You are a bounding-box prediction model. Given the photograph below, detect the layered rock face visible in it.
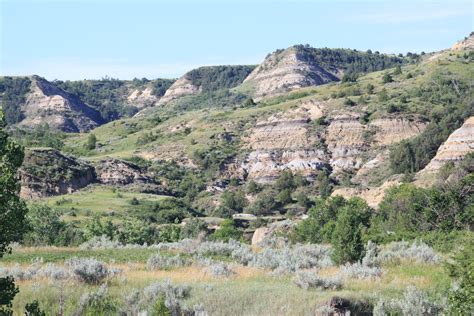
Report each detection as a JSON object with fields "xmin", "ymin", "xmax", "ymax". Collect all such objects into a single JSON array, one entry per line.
[
  {"xmin": 242, "ymin": 100, "xmax": 328, "ymax": 182},
  {"xmin": 419, "ymin": 116, "xmax": 474, "ymax": 174},
  {"xmin": 157, "ymin": 77, "xmax": 200, "ymax": 105},
  {"xmin": 93, "ymin": 158, "xmax": 153, "ymax": 185},
  {"xmin": 20, "ymin": 148, "xmax": 95, "ymax": 199},
  {"xmin": 18, "ymin": 77, "xmax": 103, "ymax": 132},
  {"xmin": 242, "ymin": 48, "xmax": 340, "ymax": 101},
  {"xmin": 241, "ymin": 105, "xmax": 426, "ymax": 183},
  {"xmin": 127, "ymin": 87, "xmax": 158, "ymax": 108},
  {"xmin": 451, "ymin": 33, "xmax": 474, "ymax": 51},
  {"xmin": 325, "ymin": 114, "xmax": 367, "ymax": 171},
  {"xmin": 370, "ymin": 118, "xmax": 426, "ymax": 146}
]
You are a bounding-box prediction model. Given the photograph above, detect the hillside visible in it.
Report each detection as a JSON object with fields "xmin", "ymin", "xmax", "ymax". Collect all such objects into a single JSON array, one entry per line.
[
  {"xmin": 0, "ymin": 76, "xmax": 104, "ymax": 132},
  {"xmin": 0, "ymin": 76, "xmax": 176, "ymax": 131},
  {"xmin": 13, "ymin": 41, "xmax": 470, "ymax": 213},
  {"xmin": 239, "ymin": 45, "xmax": 409, "ymax": 100},
  {"xmin": 2, "ymin": 35, "xmax": 474, "ymax": 315}
]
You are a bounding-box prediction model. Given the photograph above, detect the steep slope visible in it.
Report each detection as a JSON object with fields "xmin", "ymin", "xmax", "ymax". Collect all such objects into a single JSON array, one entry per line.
[
  {"xmin": 55, "ymin": 78, "xmax": 175, "ymax": 120},
  {"xmin": 20, "ymin": 148, "xmax": 95, "ymax": 198},
  {"xmin": 18, "ymin": 76, "xmax": 104, "ymax": 132},
  {"xmin": 18, "ymin": 37, "xmax": 471, "ymax": 209},
  {"xmin": 451, "ymin": 32, "xmax": 474, "ymax": 51},
  {"xmin": 241, "ymin": 48, "xmax": 340, "ymax": 101},
  {"xmin": 417, "ymin": 116, "xmax": 474, "ymax": 178},
  {"xmin": 158, "ymin": 65, "xmax": 255, "ymax": 105},
  {"xmin": 20, "ymin": 148, "xmax": 158, "ymax": 198},
  {"xmin": 240, "ymin": 45, "xmax": 406, "ymax": 101}
]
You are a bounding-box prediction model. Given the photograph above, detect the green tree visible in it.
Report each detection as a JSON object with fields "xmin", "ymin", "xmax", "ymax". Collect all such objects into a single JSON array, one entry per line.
[
  {"xmin": 366, "ymin": 83, "xmax": 375, "ymax": 94},
  {"xmin": 393, "ymin": 65, "xmax": 402, "ymax": 75},
  {"xmin": 211, "ymin": 219, "xmax": 242, "ymax": 242},
  {"xmin": 180, "ymin": 218, "xmax": 208, "ymax": 239},
  {"xmin": 378, "ymin": 88, "xmax": 389, "ymax": 102},
  {"xmin": 220, "ymin": 189, "xmax": 248, "ymax": 215},
  {"xmin": 382, "ymin": 72, "xmax": 393, "ymax": 84},
  {"xmin": 332, "ymin": 198, "xmax": 372, "ymax": 264},
  {"xmin": 246, "ymin": 180, "xmax": 260, "ymax": 194},
  {"xmin": 276, "ymin": 189, "xmax": 293, "ymax": 205},
  {"xmin": 341, "ymin": 73, "xmax": 358, "ymax": 83},
  {"xmin": 247, "ymin": 190, "xmax": 278, "ymax": 215},
  {"xmin": 24, "ymin": 204, "xmax": 65, "ymax": 246},
  {"xmin": 85, "ymin": 133, "xmax": 97, "ymax": 150},
  {"xmin": 275, "ymin": 169, "xmax": 295, "ymax": 191},
  {"xmin": 446, "ymin": 243, "xmax": 474, "ymax": 315},
  {"xmin": 315, "ymin": 171, "xmax": 333, "ymax": 198},
  {"xmin": 0, "ymin": 110, "xmax": 28, "ymax": 313},
  {"xmin": 294, "ymin": 196, "xmax": 346, "ymax": 243}
]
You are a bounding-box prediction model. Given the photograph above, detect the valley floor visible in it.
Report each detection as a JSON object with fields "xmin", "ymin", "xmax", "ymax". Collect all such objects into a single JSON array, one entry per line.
[{"xmin": 3, "ymin": 244, "xmax": 450, "ymax": 315}]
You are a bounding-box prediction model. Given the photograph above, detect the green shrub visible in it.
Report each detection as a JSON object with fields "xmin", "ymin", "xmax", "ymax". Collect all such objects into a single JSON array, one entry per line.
[
  {"xmin": 0, "ymin": 76, "xmax": 31, "ymax": 124},
  {"xmin": 180, "ymin": 218, "xmax": 208, "ymax": 239},
  {"xmin": 331, "ymin": 198, "xmax": 372, "ymax": 264},
  {"xmin": 85, "ymin": 133, "xmax": 97, "ymax": 150},
  {"xmin": 447, "ymin": 243, "xmax": 474, "ymax": 315},
  {"xmin": 211, "ymin": 219, "xmax": 242, "ymax": 242},
  {"xmin": 294, "ymin": 196, "xmax": 346, "ymax": 243},
  {"xmin": 246, "ymin": 190, "xmax": 279, "ymax": 215},
  {"xmin": 382, "ymin": 72, "xmax": 393, "ymax": 83},
  {"xmin": 24, "ymin": 204, "xmax": 66, "ymax": 246}
]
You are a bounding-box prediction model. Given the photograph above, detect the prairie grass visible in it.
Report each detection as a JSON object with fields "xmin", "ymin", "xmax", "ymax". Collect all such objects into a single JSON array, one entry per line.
[{"xmin": 3, "ymin": 245, "xmax": 451, "ymax": 315}]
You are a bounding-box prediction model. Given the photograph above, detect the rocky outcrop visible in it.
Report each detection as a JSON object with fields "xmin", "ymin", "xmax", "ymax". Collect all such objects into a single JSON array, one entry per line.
[
  {"xmin": 93, "ymin": 158, "xmax": 153, "ymax": 185},
  {"xmin": 325, "ymin": 113, "xmax": 367, "ymax": 171},
  {"xmin": 331, "ymin": 178, "xmax": 401, "ymax": 208},
  {"xmin": 241, "ymin": 100, "xmax": 328, "ymax": 182},
  {"xmin": 251, "ymin": 220, "xmax": 296, "ymax": 246},
  {"xmin": 20, "ymin": 148, "xmax": 95, "ymax": 199},
  {"xmin": 20, "ymin": 151, "xmax": 158, "ymax": 198},
  {"xmin": 240, "ymin": 100, "xmax": 426, "ymax": 182},
  {"xmin": 127, "ymin": 87, "xmax": 158, "ymax": 108},
  {"xmin": 242, "ymin": 47, "xmax": 341, "ymax": 101},
  {"xmin": 370, "ymin": 117, "xmax": 426, "ymax": 146},
  {"xmin": 418, "ymin": 116, "xmax": 474, "ymax": 175},
  {"xmin": 452, "ymin": 33, "xmax": 474, "ymax": 51},
  {"xmin": 157, "ymin": 77, "xmax": 200, "ymax": 105},
  {"xmin": 18, "ymin": 76, "xmax": 104, "ymax": 132}
]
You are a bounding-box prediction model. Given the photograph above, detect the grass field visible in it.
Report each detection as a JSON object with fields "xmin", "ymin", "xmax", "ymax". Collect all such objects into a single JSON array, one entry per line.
[
  {"xmin": 2, "ymin": 243, "xmax": 451, "ymax": 315},
  {"xmin": 37, "ymin": 185, "xmax": 167, "ymax": 222}
]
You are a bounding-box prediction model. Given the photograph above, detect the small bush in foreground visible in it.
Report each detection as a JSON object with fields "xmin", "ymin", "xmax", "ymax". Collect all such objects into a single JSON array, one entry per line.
[
  {"xmin": 379, "ymin": 240, "xmax": 439, "ymax": 264},
  {"xmin": 147, "ymin": 254, "xmax": 189, "ymax": 270},
  {"xmin": 74, "ymin": 285, "xmax": 118, "ymax": 315},
  {"xmin": 66, "ymin": 258, "xmax": 113, "ymax": 284},
  {"xmin": 207, "ymin": 262, "xmax": 235, "ymax": 278},
  {"xmin": 373, "ymin": 286, "xmax": 443, "ymax": 315},
  {"xmin": 294, "ymin": 271, "xmax": 342, "ymax": 290}
]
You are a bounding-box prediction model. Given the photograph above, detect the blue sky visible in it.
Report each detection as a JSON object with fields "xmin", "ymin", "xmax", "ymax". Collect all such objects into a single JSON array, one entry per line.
[{"xmin": 1, "ymin": 0, "xmax": 472, "ymax": 80}]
